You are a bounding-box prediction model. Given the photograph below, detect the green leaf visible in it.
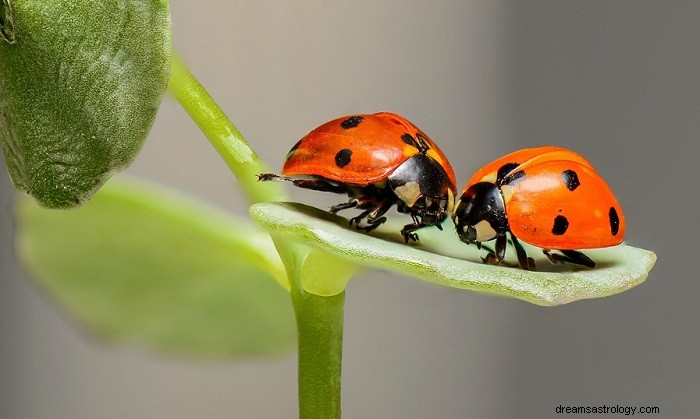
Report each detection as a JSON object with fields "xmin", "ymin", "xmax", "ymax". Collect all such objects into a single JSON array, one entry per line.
[
  {"xmin": 16, "ymin": 178, "xmax": 295, "ymax": 358},
  {"xmin": 250, "ymin": 202, "xmax": 657, "ymax": 306},
  {"xmin": 0, "ymin": 0, "xmax": 172, "ymax": 208}
]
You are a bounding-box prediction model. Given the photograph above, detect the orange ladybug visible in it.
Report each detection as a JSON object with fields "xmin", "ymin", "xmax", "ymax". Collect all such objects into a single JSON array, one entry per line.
[
  {"xmin": 452, "ymin": 146, "xmax": 625, "ymax": 269},
  {"xmin": 259, "ymin": 112, "xmax": 457, "ymax": 242}
]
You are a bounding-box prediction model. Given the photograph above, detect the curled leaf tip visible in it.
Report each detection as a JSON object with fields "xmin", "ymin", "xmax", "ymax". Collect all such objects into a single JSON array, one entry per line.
[{"xmin": 250, "ymin": 202, "xmax": 656, "ymax": 306}]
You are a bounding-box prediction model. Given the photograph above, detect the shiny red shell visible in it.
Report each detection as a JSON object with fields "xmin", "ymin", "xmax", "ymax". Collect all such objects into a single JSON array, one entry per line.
[
  {"xmin": 465, "ymin": 146, "xmax": 625, "ymax": 249},
  {"xmin": 282, "ymin": 112, "xmax": 457, "ymax": 188}
]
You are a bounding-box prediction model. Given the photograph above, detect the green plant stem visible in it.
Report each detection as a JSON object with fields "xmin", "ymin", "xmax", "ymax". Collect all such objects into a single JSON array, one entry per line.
[
  {"xmin": 168, "ymin": 55, "xmax": 345, "ymax": 418},
  {"xmin": 168, "ymin": 54, "xmax": 286, "ymax": 204},
  {"xmin": 275, "ymin": 240, "xmax": 345, "ymax": 418},
  {"xmin": 292, "ymin": 284, "xmax": 345, "ymax": 419}
]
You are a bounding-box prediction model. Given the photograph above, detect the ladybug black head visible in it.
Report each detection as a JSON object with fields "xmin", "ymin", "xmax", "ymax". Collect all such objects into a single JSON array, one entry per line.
[
  {"xmin": 387, "ymin": 154, "xmax": 455, "ymax": 221},
  {"xmin": 453, "ymin": 182, "xmax": 508, "ymax": 244}
]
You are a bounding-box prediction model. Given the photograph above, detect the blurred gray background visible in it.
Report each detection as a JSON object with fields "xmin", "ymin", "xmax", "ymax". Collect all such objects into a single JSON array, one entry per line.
[{"xmin": 1, "ymin": 1, "xmax": 698, "ymax": 418}]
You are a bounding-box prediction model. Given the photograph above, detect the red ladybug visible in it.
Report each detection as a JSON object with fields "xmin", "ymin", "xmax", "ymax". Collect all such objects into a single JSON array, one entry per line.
[
  {"xmin": 452, "ymin": 146, "xmax": 625, "ymax": 269},
  {"xmin": 259, "ymin": 112, "xmax": 457, "ymax": 242}
]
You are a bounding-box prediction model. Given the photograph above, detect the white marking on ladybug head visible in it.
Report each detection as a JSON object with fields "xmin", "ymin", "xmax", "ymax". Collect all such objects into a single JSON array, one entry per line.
[
  {"xmin": 394, "ymin": 181, "xmax": 422, "ymax": 207},
  {"xmin": 474, "ymin": 220, "xmax": 497, "ymax": 241},
  {"xmin": 500, "ymin": 184, "xmax": 514, "ymax": 203},
  {"xmin": 446, "ymin": 189, "xmax": 455, "ymax": 215},
  {"xmin": 482, "ymin": 173, "xmax": 497, "ymax": 184}
]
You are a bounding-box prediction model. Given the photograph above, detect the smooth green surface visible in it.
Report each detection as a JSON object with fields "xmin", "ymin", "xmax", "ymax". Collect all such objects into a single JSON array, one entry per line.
[
  {"xmin": 0, "ymin": 0, "xmax": 171, "ymax": 207},
  {"xmin": 273, "ymin": 236, "xmax": 344, "ymax": 419},
  {"xmin": 169, "ymin": 53, "xmax": 344, "ymax": 416},
  {"xmin": 293, "ymin": 289, "xmax": 344, "ymax": 419},
  {"xmin": 250, "ymin": 202, "xmax": 657, "ymax": 306},
  {"xmin": 17, "ymin": 178, "xmax": 296, "ymax": 358},
  {"xmin": 298, "ymin": 249, "xmax": 359, "ymax": 297},
  {"xmin": 168, "ymin": 55, "xmax": 286, "ymax": 205}
]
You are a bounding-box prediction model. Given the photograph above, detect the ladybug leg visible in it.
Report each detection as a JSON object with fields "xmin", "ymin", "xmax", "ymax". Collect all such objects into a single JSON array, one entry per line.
[
  {"xmin": 365, "ymin": 199, "xmax": 394, "ymax": 224},
  {"xmin": 561, "ymin": 250, "xmax": 596, "ymax": 268},
  {"xmin": 495, "ymin": 234, "xmax": 507, "ymax": 262},
  {"xmin": 542, "ymin": 250, "xmax": 559, "ymax": 265},
  {"xmin": 330, "ymin": 200, "xmax": 359, "ymax": 214},
  {"xmin": 511, "ymin": 234, "xmax": 536, "ymax": 270},
  {"xmin": 333, "ymin": 193, "xmax": 381, "ymax": 214},
  {"xmin": 478, "ymin": 243, "xmax": 498, "ymax": 265},
  {"xmin": 400, "ymin": 208, "xmax": 451, "ymax": 243},
  {"xmin": 400, "ymin": 215, "xmax": 431, "ymax": 243},
  {"xmin": 349, "ymin": 208, "xmax": 374, "ymax": 229},
  {"xmin": 257, "ymin": 173, "xmax": 286, "ymax": 182},
  {"xmin": 481, "ymin": 252, "xmax": 500, "ymax": 265},
  {"xmin": 258, "ymin": 174, "xmax": 347, "ymax": 194},
  {"xmin": 349, "ymin": 199, "xmax": 393, "ymax": 233},
  {"xmin": 543, "ymin": 250, "xmax": 596, "ymax": 268},
  {"xmin": 400, "ymin": 225, "xmax": 420, "ymax": 243},
  {"xmin": 480, "ymin": 234, "xmax": 507, "ymax": 266},
  {"xmin": 291, "ymin": 179, "xmax": 347, "ymax": 193},
  {"xmin": 361, "ymin": 198, "xmax": 395, "ymax": 232}
]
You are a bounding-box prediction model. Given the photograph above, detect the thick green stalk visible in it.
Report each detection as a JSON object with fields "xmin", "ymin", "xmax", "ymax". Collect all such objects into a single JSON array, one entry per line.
[
  {"xmin": 275, "ymin": 240, "xmax": 344, "ymax": 419},
  {"xmin": 293, "ymin": 287, "xmax": 345, "ymax": 419},
  {"xmin": 168, "ymin": 55, "xmax": 285, "ymax": 204},
  {"xmin": 169, "ymin": 56, "xmax": 345, "ymax": 418}
]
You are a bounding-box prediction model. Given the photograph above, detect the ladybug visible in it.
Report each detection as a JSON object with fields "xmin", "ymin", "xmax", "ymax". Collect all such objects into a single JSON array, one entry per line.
[
  {"xmin": 452, "ymin": 146, "xmax": 625, "ymax": 269},
  {"xmin": 259, "ymin": 112, "xmax": 457, "ymax": 242}
]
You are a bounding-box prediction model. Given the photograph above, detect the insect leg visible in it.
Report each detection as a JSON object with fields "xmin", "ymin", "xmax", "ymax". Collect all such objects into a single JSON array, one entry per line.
[
  {"xmin": 257, "ymin": 173, "xmax": 289, "ymax": 182},
  {"xmin": 330, "ymin": 200, "xmax": 359, "ymax": 214},
  {"xmin": 399, "ymin": 223, "xmax": 422, "ymax": 243},
  {"xmin": 258, "ymin": 174, "xmax": 347, "ymax": 194},
  {"xmin": 543, "ymin": 249, "xmax": 596, "ymax": 268},
  {"xmin": 511, "ymin": 234, "xmax": 535, "ymax": 270},
  {"xmin": 495, "ymin": 234, "xmax": 507, "ymax": 263},
  {"xmin": 360, "ymin": 198, "xmax": 396, "ymax": 232}
]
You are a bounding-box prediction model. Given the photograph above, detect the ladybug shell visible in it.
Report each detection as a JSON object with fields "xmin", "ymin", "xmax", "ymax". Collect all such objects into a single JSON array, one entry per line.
[
  {"xmin": 465, "ymin": 146, "xmax": 594, "ymax": 190},
  {"xmin": 500, "ymin": 158, "xmax": 626, "ymax": 250},
  {"xmin": 282, "ymin": 112, "xmax": 456, "ymax": 188}
]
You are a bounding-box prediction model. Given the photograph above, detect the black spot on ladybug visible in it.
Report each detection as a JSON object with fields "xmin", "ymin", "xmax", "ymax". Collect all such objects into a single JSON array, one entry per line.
[
  {"xmin": 335, "ymin": 149, "xmax": 353, "ymax": 168},
  {"xmin": 402, "ymin": 133, "xmax": 418, "ymax": 146},
  {"xmin": 496, "ymin": 162, "xmax": 519, "ymax": 185},
  {"xmin": 402, "ymin": 133, "xmax": 429, "ymax": 153},
  {"xmin": 505, "ymin": 169, "xmax": 526, "ymax": 185},
  {"xmin": 609, "ymin": 206, "xmax": 620, "ymax": 236},
  {"xmin": 340, "ymin": 115, "xmax": 364, "ymax": 129},
  {"xmin": 552, "ymin": 215, "xmax": 569, "ymax": 235},
  {"xmin": 561, "ymin": 169, "xmax": 581, "ymax": 191}
]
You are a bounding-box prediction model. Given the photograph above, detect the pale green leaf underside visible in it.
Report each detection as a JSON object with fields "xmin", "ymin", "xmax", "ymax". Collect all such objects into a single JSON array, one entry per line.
[
  {"xmin": 250, "ymin": 202, "xmax": 656, "ymax": 306},
  {"xmin": 16, "ymin": 178, "xmax": 295, "ymax": 358}
]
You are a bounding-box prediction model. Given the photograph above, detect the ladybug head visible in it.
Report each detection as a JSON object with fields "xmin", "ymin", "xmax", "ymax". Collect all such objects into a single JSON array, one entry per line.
[
  {"xmin": 453, "ymin": 182, "xmax": 507, "ymax": 244},
  {"xmin": 387, "ymin": 154, "xmax": 456, "ymax": 222}
]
